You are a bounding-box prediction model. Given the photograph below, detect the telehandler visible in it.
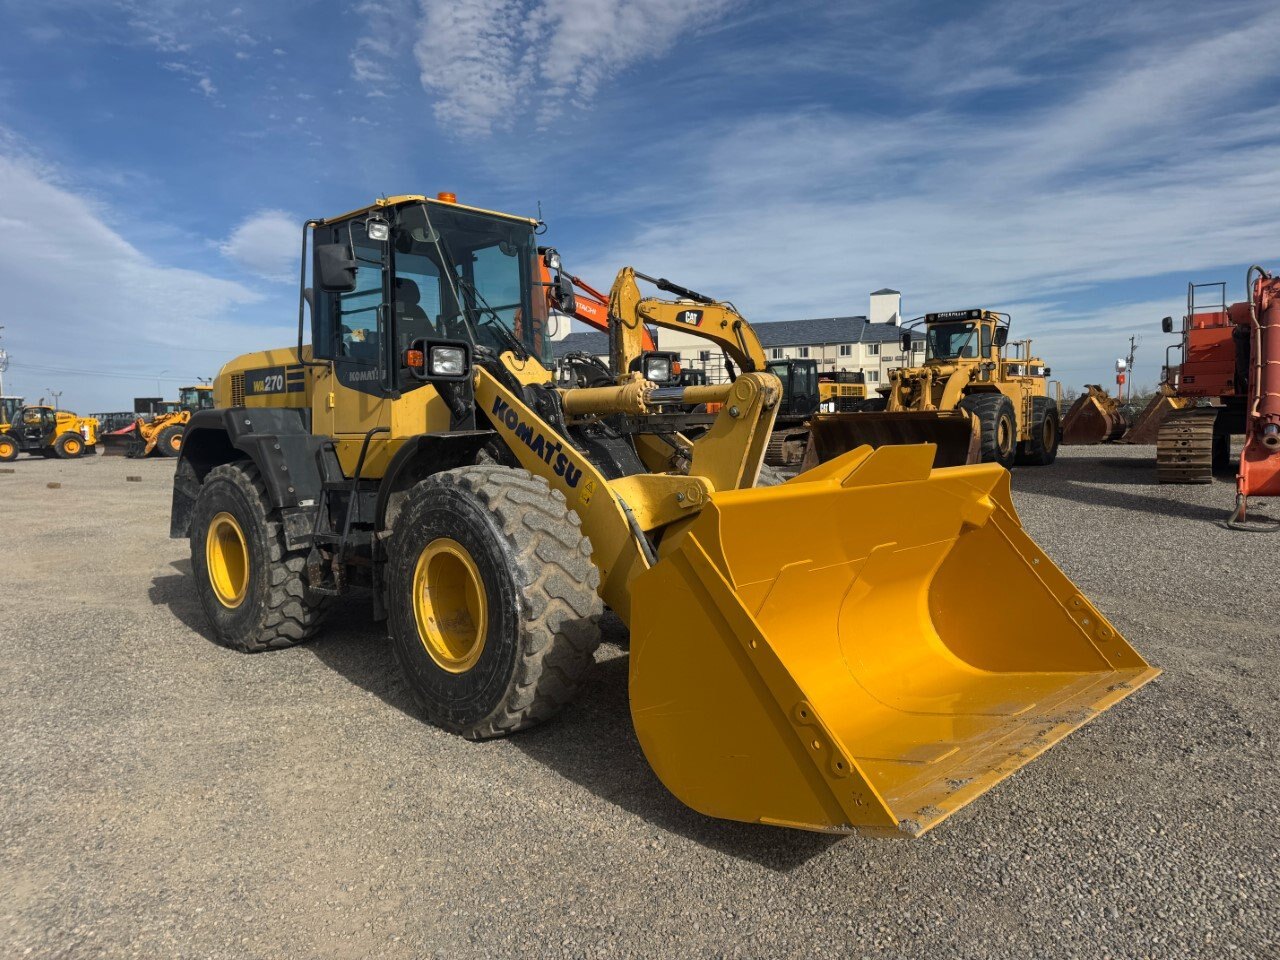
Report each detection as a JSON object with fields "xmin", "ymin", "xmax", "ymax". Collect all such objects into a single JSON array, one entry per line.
[
  {"xmin": 808, "ymin": 310, "xmax": 1059, "ymax": 470},
  {"xmin": 0, "ymin": 404, "xmax": 99, "ymax": 461},
  {"xmin": 170, "ymin": 193, "xmax": 1157, "ymax": 836}
]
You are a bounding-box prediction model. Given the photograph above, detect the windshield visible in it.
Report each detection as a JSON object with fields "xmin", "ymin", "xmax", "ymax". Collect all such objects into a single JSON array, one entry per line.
[
  {"xmin": 926, "ymin": 322, "xmax": 980, "ymax": 360},
  {"xmin": 395, "ymin": 204, "xmax": 547, "ymax": 368}
]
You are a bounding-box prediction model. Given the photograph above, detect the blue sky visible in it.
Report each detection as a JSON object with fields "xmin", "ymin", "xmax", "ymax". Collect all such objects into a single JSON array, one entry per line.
[{"xmin": 1, "ymin": 0, "xmax": 1278, "ymax": 410}]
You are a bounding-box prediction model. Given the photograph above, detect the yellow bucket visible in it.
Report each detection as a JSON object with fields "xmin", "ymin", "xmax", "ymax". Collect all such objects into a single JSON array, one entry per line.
[{"xmin": 628, "ymin": 444, "xmax": 1158, "ymax": 836}]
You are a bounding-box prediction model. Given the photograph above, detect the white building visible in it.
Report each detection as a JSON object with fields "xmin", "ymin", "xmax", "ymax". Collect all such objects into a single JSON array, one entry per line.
[{"xmin": 552, "ymin": 289, "xmax": 924, "ymax": 389}]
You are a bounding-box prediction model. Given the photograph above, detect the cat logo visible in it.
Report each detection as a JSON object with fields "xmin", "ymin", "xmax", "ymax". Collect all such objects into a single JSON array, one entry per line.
[{"xmin": 677, "ymin": 309, "xmax": 703, "ymax": 327}]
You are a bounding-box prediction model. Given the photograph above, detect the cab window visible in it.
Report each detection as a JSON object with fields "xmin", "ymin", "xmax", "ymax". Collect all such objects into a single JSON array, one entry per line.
[{"xmin": 331, "ymin": 223, "xmax": 385, "ymax": 366}]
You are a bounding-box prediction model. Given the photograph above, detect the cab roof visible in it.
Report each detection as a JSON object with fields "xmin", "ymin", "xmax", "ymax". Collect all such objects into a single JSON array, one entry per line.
[{"xmin": 322, "ymin": 194, "xmax": 538, "ymax": 227}]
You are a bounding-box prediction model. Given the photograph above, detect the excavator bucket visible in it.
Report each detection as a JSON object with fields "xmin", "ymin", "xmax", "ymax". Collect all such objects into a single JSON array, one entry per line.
[
  {"xmin": 800, "ymin": 411, "xmax": 979, "ymax": 471},
  {"xmin": 628, "ymin": 445, "xmax": 1158, "ymax": 836}
]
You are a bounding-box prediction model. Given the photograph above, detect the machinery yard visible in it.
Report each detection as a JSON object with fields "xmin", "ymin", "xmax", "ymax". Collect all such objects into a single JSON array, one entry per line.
[{"xmin": 2, "ymin": 450, "xmax": 1275, "ymax": 960}]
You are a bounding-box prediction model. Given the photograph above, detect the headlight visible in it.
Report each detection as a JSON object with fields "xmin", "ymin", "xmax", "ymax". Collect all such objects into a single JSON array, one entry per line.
[
  {"xmin": 544, "ymin": 248, "xmax": 562, "ymax": 272},
  {"xmin": 429, "ymin": 345, "xmax": 467, "ymax": 377},
  {"xmin": 644, "ymin": 356, "xmax": 672, "ymax": 383}
]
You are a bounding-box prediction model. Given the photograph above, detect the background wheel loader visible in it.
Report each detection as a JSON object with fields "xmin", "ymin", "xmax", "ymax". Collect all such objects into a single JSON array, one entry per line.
[
  {"xmin": 0, "ymin": 404, "xmax": 99, "ymax": 461},
  {"xmin": 805, "ymin": 310, "xmax": 1060, "ymax": 471},
  {"xmin": 103, "ymin": 384, "xmax": 214, "ymax": 458},
  {"xmin": 169, "ymin": 193, "xmax": 1157, "ymax": 837}
]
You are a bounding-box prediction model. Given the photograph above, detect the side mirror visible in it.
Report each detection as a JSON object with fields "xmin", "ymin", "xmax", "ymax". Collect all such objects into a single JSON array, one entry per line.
[
  {"xmin": 555, "ymin": 274, "xmax": 576, "ymax": 316},
  {"xmin": 993, "ymin": 327, "xmax": 1009, "ymax": 349},
  {"xmin": 316, "ymin": 243, "xmax": 358, "ymax": 293},
  {"xmin": 899, "ymin": 332, "xmax": 912, "ymax": 353},
  {"xmin": 1161, "ymin": 316, "xmax": 1174, "ymax": 334}
]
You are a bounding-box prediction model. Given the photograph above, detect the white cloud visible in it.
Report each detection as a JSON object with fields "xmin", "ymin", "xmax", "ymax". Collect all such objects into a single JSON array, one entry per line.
[
  {"xmin": 345, "ymin": 0, "xmax": 741, "ymax": 136},
  {"xmin": 197, "ymin": 76, "xmax": 217, "ymax": 97},
  {"xmin": 0, "ymin": 148, "xmax": 277, "ymax": 411},
  {"xmin": 218, "ymin": 209, "xmax": 300, "ymax": 283},
  {"xmin": 556, "ymin": 8, "xmax": 1280, "ymax": 390}
]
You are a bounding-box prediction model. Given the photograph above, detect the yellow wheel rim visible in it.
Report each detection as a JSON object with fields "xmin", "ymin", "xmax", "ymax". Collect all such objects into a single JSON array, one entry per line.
[
  {"xmin": 0, "ymin": 440, "xmax": 13, "ymax": 458},
  {"xmin": 412, "ymin": 538, "xmax": 488, "ymax": 674},
  {"xmin": 170, "ymin": 432, "xmax": 182, "ymax": 451},
  {"xmin": 206, "ymin": 511, "xmax": 250, "ymax": 609},
  {"xmin": 65, "ymin": 437, "xmax": 81, "ymax": 455},
  {"xmin": 1044, "ymin": 417, "xmax": 1056, "ymax": 449},
  {"xmin": 998, "ymin": 418, "xmax": 1012, "ymax": 455}
]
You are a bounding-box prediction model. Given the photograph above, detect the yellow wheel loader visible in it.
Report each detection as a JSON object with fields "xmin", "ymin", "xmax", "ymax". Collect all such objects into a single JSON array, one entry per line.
[
  {"xmin": 103, "ymin": 384, "xmax": 214, "ymax": 458},
  {"xmin": 805, "ymin": 311, "xmax": 1060, "ymax": 471},
  {"xmin": 0, "ymin": 405, "xmax": 99, "ymax": 461},
  {"xmin": 169, "ymin": 194, "xmax": 1157, "ymax": 837}
]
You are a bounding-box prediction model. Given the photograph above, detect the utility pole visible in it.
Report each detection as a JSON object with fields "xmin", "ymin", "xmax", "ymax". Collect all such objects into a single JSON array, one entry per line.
[
  {"xmin": 49, "ymin": 389, "xmax": 62, "ymax": 411},
  {"xmin": 1125, "ymin": 335, "xmax": 1137, "ymax": 402},
  {"xmin": 0, "ymin": 325, "xmax": 7, "ymax": 398}
]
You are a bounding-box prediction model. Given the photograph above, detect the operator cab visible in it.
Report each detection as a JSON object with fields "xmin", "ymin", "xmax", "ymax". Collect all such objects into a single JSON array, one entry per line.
[
  {"xmin": 178, "ymin": 386, "xmax": 215, "ymax": 412},
  {"xmin": 310, "ymin": 195, "xmax": 547, "ymax": 397},
  {"xmin": 900, "ymin": 309, "xmax": 1010, "ymax": 364},
  {"xmin": 767, "ymin": 358, "xmax": 820, "ymax": 417}
]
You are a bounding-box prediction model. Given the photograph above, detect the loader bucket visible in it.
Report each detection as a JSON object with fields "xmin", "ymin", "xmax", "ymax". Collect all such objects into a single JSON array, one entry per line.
[
  {"xmin": 99, "ymin": 428, "xmax": 138, "ymax": 457},
  {"xmin": 801, "ymin": 411, "xmax": 979, "ymax": 471},
  {"xmin": 1122, "ymin": 391, "xmax": 1191, "ymax": 444},
  {"xmin": 628, "ymin": 444, "xmax": 1158, "ymax": 837},
  {"xmin": 1061, "ymin": 391, "xmax": 1129, "ymax": 445}
]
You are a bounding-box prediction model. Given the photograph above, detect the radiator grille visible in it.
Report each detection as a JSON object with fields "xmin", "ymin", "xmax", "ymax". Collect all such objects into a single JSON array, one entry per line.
[{"xmin": 230, "ymin": 372, "xmax": 246, "ymax": 407}]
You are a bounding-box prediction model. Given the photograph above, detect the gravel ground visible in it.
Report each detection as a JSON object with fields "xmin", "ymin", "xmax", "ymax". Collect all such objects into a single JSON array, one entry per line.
[{"xmin": 1, "ymin": 447, "xmax": 1276, "ymax": 959}]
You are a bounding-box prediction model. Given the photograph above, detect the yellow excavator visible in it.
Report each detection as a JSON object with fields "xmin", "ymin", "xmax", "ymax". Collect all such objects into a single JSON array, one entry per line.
[{"xmin": 169, "ymin": 193, "xmax": 1157, "ymax": 837}]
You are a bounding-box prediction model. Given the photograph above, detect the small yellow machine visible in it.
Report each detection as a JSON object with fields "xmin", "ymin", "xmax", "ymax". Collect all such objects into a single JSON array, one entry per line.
[
  {"xmin": 819, "ymin": 377, "xmax": 866, "ymax": 411},
  {"xmin": 0, "ymin": 405, "xmax": 99, "ymax": 461},
  {"xmin": 809, "ymin": 311, "xmax": 1060, "ymax": 470},
  {"xmin": 169, "ymin": 194, "xmax": 1157, "ymax": 836}
]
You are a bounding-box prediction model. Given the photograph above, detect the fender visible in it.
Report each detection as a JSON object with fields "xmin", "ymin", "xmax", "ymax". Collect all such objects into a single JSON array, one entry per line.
[
  {"xmin": 374, "ymin": 430, "xmax": 494, "ymax": 531},
  {"xmin": 170, "ymin": 408, "xmax": 328, "ymax": 539}
]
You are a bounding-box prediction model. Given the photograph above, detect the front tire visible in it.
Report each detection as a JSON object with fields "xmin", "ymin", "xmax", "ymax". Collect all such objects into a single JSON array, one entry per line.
[
  {"xmin": 189, "ymin": 462, "xmax": 330, "ymax": 652},
  {"xmin": 54, "ymin": 433, "xmax": 84, "ymax": 459},
  {"xmin": 0, "ymin": 435, "xmax": 17, "ymax": 462},
  {"xmin": 1016, "ymin": 396, "xmax": 1060, "ymax": 466},
  {"xmin": 960, "ymin": 394, "xmax": 1018, "ymax": 468},
  {"xmin": 386, "ymin": 465, "xmax": 603, "ymax": 739},
  {"xmin": 156, "ymin": 424, "xmax": 184, "ymax": 458}
]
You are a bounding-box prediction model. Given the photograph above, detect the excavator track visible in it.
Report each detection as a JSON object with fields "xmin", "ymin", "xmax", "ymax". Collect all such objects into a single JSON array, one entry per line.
[{"xmin": 1156, "ymin": 407, "xmax": 1217, "ymax": 484}]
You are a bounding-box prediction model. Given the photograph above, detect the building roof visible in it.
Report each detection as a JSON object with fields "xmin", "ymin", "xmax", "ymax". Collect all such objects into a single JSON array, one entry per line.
[
  {"xmin": 751, "ymin": 316, "xmax": 916, "ymax": 346},
  {"xmin": 870, "ymin": 287, "xmax": 901, "ymax": 296},
  {"xmin": 551, "ymin": 330, "xmax": 610, "ymax": 359}
]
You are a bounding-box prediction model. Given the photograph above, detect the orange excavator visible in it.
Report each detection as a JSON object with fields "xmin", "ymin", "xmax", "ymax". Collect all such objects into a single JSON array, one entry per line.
[{"xmin": 1157, "ymin": 269, "xmax": 1280, "ymax": 528}]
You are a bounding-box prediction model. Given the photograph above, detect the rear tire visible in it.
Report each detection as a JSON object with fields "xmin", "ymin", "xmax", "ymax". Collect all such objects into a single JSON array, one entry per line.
[
  {"xmin": 959, "ymin": 394, "xmax": 1018, "ymax": 468},
  {"xmin": 386, "ymin": 464, "xmax": 603, "ymax": 739},
  {"xmin": 54, "ymin": 433, "xmax": 84, "ymax": 459},
  {"xmin": 157, "ymin": 424, "xmax": 184, "ymax": 458},
  {"xmin": 1015, "ymin": 397, "xmax": 1060, "ymax": 466},
  {"xmin": 189, "ymin": 462, "xmax": 330, "ymax": 652},
  {"xmin": 0, "ymin": 435, "xmax": 17, "ymax": 462}
]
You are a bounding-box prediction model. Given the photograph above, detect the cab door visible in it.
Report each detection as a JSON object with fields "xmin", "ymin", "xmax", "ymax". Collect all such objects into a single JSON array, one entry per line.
[{"xmin": 312, "ymin": 219, "xmax": 394, "ymax": 441}]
